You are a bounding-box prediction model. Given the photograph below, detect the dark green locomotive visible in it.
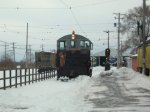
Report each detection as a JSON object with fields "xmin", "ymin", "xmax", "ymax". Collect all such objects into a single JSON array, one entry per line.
[{"xmin": 56, "ymin": 31, "xmax": 93, "ymax": 79}]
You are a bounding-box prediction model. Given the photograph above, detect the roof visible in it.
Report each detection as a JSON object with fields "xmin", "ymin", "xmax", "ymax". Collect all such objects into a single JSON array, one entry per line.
[
  {"xmin": 131, "ymin": 54, "xmax": 138, "ymax": 57},
  {"xmin": 122, "ymin": 48, "xmax": 134, "ymax": 57},
  {"xmin": 57, "ymin": 34, "xmax": 92, "ymax": 43}
]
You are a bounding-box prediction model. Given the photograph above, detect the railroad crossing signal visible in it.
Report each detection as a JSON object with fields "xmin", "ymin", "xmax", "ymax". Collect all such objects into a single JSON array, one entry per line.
[
  {"xmin": 105, "ymin": 48, "xmax": 110, "ymax": 71},
  {"xmin": 105, "ymin": 48, "xmax": 110, "ymax": 57}
]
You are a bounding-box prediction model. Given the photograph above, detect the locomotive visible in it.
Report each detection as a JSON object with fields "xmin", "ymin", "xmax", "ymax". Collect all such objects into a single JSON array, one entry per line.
[{"xmin": 56, "ymin": 31, "xmax": 93, "ymax": 80}]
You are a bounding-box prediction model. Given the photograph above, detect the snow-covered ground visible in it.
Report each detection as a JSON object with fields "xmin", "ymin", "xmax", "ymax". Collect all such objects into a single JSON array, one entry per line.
[{"xmin": 0, "ymin": 66, "xmax": 150, "ymax": 112}]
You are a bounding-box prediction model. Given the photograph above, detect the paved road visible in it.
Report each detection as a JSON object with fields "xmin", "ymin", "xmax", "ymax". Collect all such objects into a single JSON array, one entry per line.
[{"xmin": 85, "ymin": 72, "xmax": 150, "ymax": 112}]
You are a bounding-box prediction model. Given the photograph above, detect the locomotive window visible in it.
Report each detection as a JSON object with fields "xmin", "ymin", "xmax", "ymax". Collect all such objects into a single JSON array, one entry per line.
[
  {"xmin": 80, "ymin": 41, "xmax": 85, "ymax": 47},
  {"xmin": 85, "ymin": 41, "xmax": 90, "ymax": 48},
  {"xmin": 59, "ymin": 41, "xmax": 65, "ymax": 49},
  {"xmin": 71, "ymin": 40, "xmax": 75, "ymax": 48}
]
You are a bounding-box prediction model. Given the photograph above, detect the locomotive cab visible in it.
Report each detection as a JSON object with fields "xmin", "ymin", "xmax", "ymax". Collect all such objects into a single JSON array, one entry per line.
[
  {"xmin": 57, "ymin": 33, "xmax": 93, "ymax": 50},
  {"xmin": 56, "ymin": 31, "xmax": 93, "ymax": 79}
]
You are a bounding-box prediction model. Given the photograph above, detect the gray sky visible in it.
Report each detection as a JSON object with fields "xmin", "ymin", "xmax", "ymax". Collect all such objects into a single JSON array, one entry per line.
[{"xmin": 0, "ymin": 0, "xmax": 146, "ymax": 61}]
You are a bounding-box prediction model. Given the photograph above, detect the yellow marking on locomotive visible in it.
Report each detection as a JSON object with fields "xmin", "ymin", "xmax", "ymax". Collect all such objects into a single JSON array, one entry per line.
[{"xmin": 59, "ymin": 52, "xmax": 66, "ymax": 67}]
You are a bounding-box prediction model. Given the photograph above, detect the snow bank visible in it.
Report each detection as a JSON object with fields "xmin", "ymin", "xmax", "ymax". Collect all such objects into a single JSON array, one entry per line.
[
  {"xmin": 112, "ymin": 67, "xmax": 150, "ymax": 90},
  {"xmin": 99, "ymin": 66, "xmax": 150, "ymax": 90}
]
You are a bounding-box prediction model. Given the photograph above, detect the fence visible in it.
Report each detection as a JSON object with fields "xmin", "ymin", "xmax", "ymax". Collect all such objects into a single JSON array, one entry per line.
[{"xmin": 0, "ymin": 67, "xmax": 56, "ymax": 90}]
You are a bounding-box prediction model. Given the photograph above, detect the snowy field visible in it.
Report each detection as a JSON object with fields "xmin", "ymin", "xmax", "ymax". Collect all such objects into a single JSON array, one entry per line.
[{"xmin": 0, "ymin": 66, "xmax": 150, "ymax": 112}]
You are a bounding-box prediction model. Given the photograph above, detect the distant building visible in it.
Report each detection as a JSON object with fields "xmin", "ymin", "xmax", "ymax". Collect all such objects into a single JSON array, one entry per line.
[
  {"xmin": 92, "ymin": 48, "xmax": 117, "ymax": 66},
  {"xmin": 92, "ymin": 48, "xmax": 133, "ymax": 67}
]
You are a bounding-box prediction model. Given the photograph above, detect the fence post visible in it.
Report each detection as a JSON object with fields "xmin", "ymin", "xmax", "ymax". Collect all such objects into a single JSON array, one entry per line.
[
  {"xmin": 53, "ymin": 68, "xmax": 54, "ymax": 77},
  {"xmin": 15, "ymin": 68, "xmax": 17, "ymax": 88},
  {"xmin": 52, "ymin": 68, "xmax": 54, "ymax": 78},
  {"xmin": 53, "ymin": 68, "xmax": 54, "ymax": 78},
  {"xmin": 32, "ymin": 68, "xmax": 34, "ymax": 83},
  {"xmin": 20, "ymin": 68, "xmax": 22, "ymax": 86},
  {"xmin": 53, "ymin": 68, "xmax": 55, "ymax": 78},
  {"xmin": 49, "ymin": 69, "xmax": 51, "ymax": 78},
  {"xmin": 48, "ymin": 69, "xmax": 50, "ymax": 78},
  {"xmin": 9, "ymin": 69, "xmax": 12, "ymax": 88},
  {"xmin": 25, "ymin": 68, "xmax": 27, "ymax": 85},
  {"xmin": 46, "ymin": 71, "xmax": 47, "ymax": 79},
  {"xmin": 29, "ymin": 68, "xmax": 30, "ymax": 84},
  {"xmin": 35, "ymin": 68, "xmax": 37, "ymax": 82},
  {"xmin": 41, "ymin": 72, "xmax": 43, "ymax": 81},
  {"xmin": 38, "ymin": 71, "xmax": 40, "ymax": 82},
  {"xmin": 3, "ymin": 70, "xmax": 6, "ymax": 90},
  {"xmin": 54, "ymin": 68, "xmax": 56, "ymax": 77},
  {"xmin": 51, "ymin": 69, "xmax": 52, "ymax": 78},
  {"xmin": 44, "ymin": 69, "xmax": 45, "ymax": 80},
  {"xmin": 45, "ymin": 70, "xmax": 47, "ymax": 79}
]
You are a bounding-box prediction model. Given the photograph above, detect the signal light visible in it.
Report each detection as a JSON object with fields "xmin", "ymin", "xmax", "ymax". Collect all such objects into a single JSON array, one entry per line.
[
  {"xmin": 105, "ymin": 48, "xmax": 110, "ymax": 57},
  {"xmin": 105, "ymin": 48, "xmax": 110, "ymax": 71},
  {"xmin": 106, "ymin": 57, "xmax": 109, "ymax": 62}
]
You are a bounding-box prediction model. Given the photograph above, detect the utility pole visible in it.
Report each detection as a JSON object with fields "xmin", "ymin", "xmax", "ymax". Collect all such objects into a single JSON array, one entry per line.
[
  {"xmin": 29, "ymin": 45, "xmax": 32, "ymax": 65},
  {"xmin": 26, "ymin": 23, "xmax": 29, "ymax": 68},
  {"xmin": 41, "ymin": 44, "xmax": 44, "ymax": 51},
  {"xmin": 142, "ymin": 0, "xmax": 146, "ymax": 74},
  {"xmin": 4, "ymin": 42, "xmax": 10, "ymax": 61},
  {"xmin": 12, "ymin": 42, "xmax": 16, "ymax": 62},
  {"xmin": 0, "ymin": 41, "xmax": 9, "ymax": 62},
  {"xmin": 120, "ymin": 40, "xmax": 123, "ymax": 64},
  {"xmin": 5, "ymin": 42, "xmax": 7, "ymax": 61},
  {"xmin": 104, "ymin": 30, "xmax": 113, "ymax": 49},
  {"xmin": 114, "ymin": 13, "xmax": 124, "ymax": 69}
]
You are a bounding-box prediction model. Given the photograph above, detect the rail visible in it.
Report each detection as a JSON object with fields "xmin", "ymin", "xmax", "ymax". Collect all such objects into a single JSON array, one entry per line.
[{"xmin": 0, "ymin": 67, "xmax": 56, "ymax": 90}]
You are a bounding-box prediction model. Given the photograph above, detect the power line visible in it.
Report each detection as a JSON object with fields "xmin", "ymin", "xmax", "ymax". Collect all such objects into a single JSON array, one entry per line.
[
  {"xmin": 58, "ymin": 0, "xmax": 86, "ymax": 34},
  {"xmin": 69, "ymin": 8, "xmax": 85, "ymax": 34},
  {"xmin": 0, "ymin": 22, "xmax": 113, "ymax": 27},
  {"xmin": 0, "ymin": 0, "xmax": 122, "ymax": 10},
  {"xmin": 59, "ymin": 0, "xmax": 70, "ymax": 8},
  {"xmin": 0, "ymin": 23, "xmax": 113, "ymax": 35},
  {"xmin": 71, "ymin": 0, "xmax": 121, "ymax": 8},
  {"xmin": 0, "ymin": 7, "xmax": 68, "ymax": 10},
  {"xmin": 0, "ymin": 40, "xmax": 6, "ymax": 43}
]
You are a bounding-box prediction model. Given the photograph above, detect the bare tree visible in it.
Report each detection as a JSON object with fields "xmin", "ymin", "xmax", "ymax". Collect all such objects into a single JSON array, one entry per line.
[
  {"xmin": 0, "ymin": 54, "xmax": 16, "ymax": 69},
  {"xmin": 121, "ymin": 5, "xmax": 150, "ymax": 52}
]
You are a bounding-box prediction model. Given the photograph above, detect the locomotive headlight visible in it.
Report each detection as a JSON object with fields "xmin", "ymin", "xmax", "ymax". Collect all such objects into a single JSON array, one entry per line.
[
  {"xmin": 72, "ymin": 30, "xmax": 75, "ymax": 39},
  {"xmin": 72, "ymin": 34, "xmax": 75, "ymax": 39}
]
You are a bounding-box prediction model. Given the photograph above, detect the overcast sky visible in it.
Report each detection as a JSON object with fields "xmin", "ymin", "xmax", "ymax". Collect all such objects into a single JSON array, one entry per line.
[{"xmin": 0, "ymin": 0, "xmax": 147, "ymax": 61}]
